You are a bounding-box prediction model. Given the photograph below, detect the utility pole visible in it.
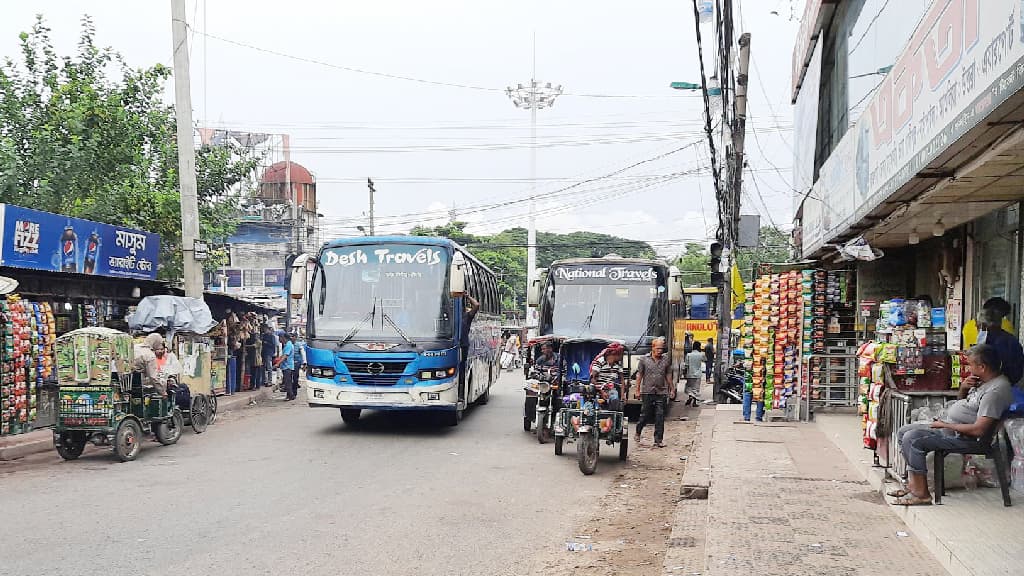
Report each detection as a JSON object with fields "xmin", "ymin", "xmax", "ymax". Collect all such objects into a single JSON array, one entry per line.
[
  {"xmin": 506, "ymin": 37, "xmax": 562, "ymax": 323},
  {"xmin": 170, "ymin": 0, "xmax": 203, "ymax": 298},
  {"xmin": 367, "ymin": 178, "xmax": 376, "ymax": 236}
]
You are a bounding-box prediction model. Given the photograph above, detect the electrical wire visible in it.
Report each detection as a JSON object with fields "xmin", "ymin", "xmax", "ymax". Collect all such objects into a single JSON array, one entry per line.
[
  {"xmin": 691, "ymin": 0, "xmax": 725, "ymax": 233},
  {"xmin": 848, "ymin": 0, "xmax": 892, "ymax": 55}
]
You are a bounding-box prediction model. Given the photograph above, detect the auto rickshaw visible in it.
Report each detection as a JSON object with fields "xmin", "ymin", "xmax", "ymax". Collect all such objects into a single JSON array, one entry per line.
[
  {"xmin": 53, "ymin": 327, "xmax": 185, "ymax": 462},
  {"xmin": 553, "ymin": 337, "xmax": 628, "ymax": 475}
]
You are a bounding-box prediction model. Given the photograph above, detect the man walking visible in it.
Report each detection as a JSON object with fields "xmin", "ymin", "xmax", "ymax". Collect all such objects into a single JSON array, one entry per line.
[
  {"xmin": 684, "ymin": 342, "xmax": 704, "ymax": 406},
  {"xmin": 635, "ymin": 337, "xmax": 673, "ymax": 448}
]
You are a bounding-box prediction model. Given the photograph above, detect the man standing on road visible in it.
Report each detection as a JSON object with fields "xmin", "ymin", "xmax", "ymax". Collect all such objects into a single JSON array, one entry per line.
[
  {"xmin": 278, "ymin": 333, "xmax": 297, "ymax": 401},
  {"xmin": 684, "ymin": 342, "xmax": 704, "ymax": 406},
  {"xmin": 260, "ymin": 325, "xmax": 277, "ymax": 389},
  {"xmin": 635, "ymin": 337, "xmax": 673, "ymax": 448},
  {"xmin": 704, "ymin": 338, "xmax": 715, "ymax": 382}
]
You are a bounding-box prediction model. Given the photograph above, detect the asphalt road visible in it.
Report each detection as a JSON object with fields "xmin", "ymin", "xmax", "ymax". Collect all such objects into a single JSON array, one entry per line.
[{"xmin": 0, "ymin": 371, "xmax": 625, "ymax": 576}]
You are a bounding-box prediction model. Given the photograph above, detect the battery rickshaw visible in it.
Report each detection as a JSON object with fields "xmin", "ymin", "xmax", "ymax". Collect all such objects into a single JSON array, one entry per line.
[{"xmin": 553, "ymin": 337, "xmax": 628, "ymax": 475}]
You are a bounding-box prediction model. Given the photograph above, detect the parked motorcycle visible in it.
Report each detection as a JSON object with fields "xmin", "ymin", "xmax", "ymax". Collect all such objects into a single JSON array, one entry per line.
[{"xmin": 719, "ymin": 365, "xmax": 745, "ymax": 404}]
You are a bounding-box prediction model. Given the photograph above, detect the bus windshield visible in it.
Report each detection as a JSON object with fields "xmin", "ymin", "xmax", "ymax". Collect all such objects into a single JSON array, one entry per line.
[
  {"xmin": 312, "ymin": 244, "xmax": 454, "ymax": 340},
  {"xmin": 542, "ymin": 263, "xmax": 667, "ymax": 343}
]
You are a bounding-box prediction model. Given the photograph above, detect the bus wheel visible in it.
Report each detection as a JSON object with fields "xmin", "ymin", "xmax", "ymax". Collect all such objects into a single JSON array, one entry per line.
[
  {"xmin": 340, "ymin": 409, "xmax": 361, "ymax": 425},
  {"xmin": 445, "ymin": 408, "xmax": 463, "ymax": 427}
]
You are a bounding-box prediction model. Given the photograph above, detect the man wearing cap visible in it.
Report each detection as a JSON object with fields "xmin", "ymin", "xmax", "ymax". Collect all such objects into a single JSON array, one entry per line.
[{"xmin": 133, "ymin": 333, "xmax": 166, "ymax": 396}]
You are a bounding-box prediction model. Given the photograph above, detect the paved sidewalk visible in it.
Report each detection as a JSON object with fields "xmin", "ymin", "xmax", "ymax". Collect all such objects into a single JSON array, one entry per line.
[
  {"xmin": 816, "ymin": 413, "xmax": 1024, "ymax": 576},
  {"xmin": 0, "ymin": 386, "xmax": 273, "ymax": 460},
  {"xmin": 664, "ymin": 405, "xmax": 948, "ymax": 576}
]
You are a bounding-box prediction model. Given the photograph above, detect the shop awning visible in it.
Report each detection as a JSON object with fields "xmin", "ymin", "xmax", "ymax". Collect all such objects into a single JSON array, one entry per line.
[
  {"xmin": 0, "ymin": 267, "xmax": 177, "ymax": 301},
  {"xmin": 203, "ymin": 291, "xmax": 280, "ymax": 319}
]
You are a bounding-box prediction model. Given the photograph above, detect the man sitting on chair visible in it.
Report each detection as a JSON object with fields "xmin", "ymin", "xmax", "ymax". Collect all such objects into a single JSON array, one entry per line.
[{"xmin": 891, "ymin": 344, "xmax": 1013, "ymax": 506}]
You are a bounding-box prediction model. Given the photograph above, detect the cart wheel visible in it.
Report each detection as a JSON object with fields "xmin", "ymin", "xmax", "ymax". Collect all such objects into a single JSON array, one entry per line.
[
  {"xmin": 190, "ymin": 395, "xmax": 209, "ymax": 434},
  {"xmin": 577, "ymin": 434, "xmax": 599, "ymax": 475},
  {"xmin": 618, "ymin": 437, "xmax": 629, "ymax": 461},
  {"xmin": 554, "ymin": 436, "xmax": 564, "ymax": 456},
  {"xmin": 207, "ymin": 394, "xmax": 219, "ymax": 425},
  {"xmin": 55, "ymin": 432, "xmax": 86, "ymax": 461},
  {"xmin": 155, "ymin": 409, "xmax": 184, "ymax": 446},
  {"xmin": 113, "ymin": 419, "xmax": 143, "ymax": 462}
]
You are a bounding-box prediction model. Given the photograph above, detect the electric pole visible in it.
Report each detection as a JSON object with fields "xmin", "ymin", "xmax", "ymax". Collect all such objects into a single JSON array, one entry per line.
[
  {"xmin": 506, "ymin": 39, "xmax": 562, "ymax": 323},
  {"xmin": 170, "ymin": 0, "xmax": 203, "ymax": 297},
  {"xmin": 367, "ymin": 178, "xmax": 376, "ymax": 236}
]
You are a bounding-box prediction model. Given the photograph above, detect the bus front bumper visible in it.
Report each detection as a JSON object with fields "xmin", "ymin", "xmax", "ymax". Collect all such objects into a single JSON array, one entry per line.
[{"xmin": 306, "ymin": 379, "xmax": 459, "ymax": 411}]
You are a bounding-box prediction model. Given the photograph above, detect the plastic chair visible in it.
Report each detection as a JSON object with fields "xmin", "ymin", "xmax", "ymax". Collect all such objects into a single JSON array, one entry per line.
[{"xmin": 934, "ymin": 420, "xmax": 1012, "ymax": 506}]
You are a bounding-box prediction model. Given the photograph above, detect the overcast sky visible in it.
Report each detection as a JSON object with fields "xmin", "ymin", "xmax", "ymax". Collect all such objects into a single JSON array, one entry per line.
[{"xmin": 1, "ymin": 0, "xmax": 800, "ymax": 256}]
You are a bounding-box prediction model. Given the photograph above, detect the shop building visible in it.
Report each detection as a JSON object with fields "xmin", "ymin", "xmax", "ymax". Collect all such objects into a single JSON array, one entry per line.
[
  {"xmin": 794, "ymin": 0, "xmax": 1024, "ymax": 351},
  {"xmin": 0, "ymin": 204, "xmax": 169, "ymax": 436},
  {"xmin": 790, "ymin": 4, "xmax": 1024, "ymax": 570}
]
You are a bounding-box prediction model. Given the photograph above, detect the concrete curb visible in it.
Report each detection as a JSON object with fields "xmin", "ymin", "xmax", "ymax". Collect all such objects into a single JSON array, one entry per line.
[
  {"xmin": 0, "ymin": 387, "xmax": 274, "ymax": 461},
  {"xmin": 663, "ymin": 406, "xmax": 714, "ymax": 574},
  {"xmin": 678, "ymin": 408, "xmax": 714, "ymax": 498}
]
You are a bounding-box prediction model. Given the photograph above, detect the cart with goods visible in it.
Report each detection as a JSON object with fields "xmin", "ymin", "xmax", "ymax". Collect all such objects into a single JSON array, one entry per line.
[{"xmin": 53, "ymin": 327, "xmax": 184, "ymax": 462}]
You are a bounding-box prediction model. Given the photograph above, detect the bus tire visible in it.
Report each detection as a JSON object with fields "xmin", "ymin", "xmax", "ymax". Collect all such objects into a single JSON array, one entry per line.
[
  {"xmin": 340, "ymin": 409, "xmax": 361, "ymax": 425},
  {"xmin": 445, "ymin": 408, "xmax": 462, "ymax": 427}
]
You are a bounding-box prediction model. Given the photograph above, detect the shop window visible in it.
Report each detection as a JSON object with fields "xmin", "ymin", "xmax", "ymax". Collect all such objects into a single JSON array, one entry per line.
[{"xmin": 972, "ymin": 205, "xmax": 1021, "ymax": 333}]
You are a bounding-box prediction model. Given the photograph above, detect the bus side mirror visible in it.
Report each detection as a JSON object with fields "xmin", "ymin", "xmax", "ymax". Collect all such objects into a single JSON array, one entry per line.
[
  {"xmin": 668, "ymin": 266, "xmax": 682, "ymax": 303},
  {"xmin": 450, "ymin": 253, "xmax": 466, "ymax": 297},
  {"xmin": 289, "ymin": 253, "xmax": 311, "ymax": 300},
  {"xmin": 527, "ymin": 278, "xmax": 542, "ymax": 307}
]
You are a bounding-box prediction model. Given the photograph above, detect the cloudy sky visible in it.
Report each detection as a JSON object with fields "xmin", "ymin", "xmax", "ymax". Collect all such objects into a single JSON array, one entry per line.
[{"xmin": 1, "ymin": 0, "xmax": 800, "ymax": 256}]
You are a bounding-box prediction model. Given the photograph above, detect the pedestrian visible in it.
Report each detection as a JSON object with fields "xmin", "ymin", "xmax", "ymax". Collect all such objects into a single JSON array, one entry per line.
[
  {"xmin": 684, "ymin": 341, "xmax": 704, "ymax": 406},
  {"xmin": 278, "ymin": 332, "xmax": 297, "ymax": 401},
  {"xmin": 634, "ymin": 336, "xmax": 673, "ymax": 448},
  {"xmin": 974, "ymin": 304, "xmax": 1024, "ymax": 385},
  {"xmin": 704, "ymin": 338, "xmax": 715, "ymax": 382},
  {"xmin": 261, "ymin": 325, "xmax": 277, "ymax": 389}
]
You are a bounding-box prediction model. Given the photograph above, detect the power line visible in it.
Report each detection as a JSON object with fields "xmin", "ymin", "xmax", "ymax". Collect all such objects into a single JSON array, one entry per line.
[
  {"xmin": 848, "ymin": 0, "xmax": 893, "ymax": 55},
  {"xmin": 194, "ymin": 27, "xmax": 706, "ymax": 100},
  {"xmin": 691, "ymin": 0, "xmax": 725, "ymax": 233}
]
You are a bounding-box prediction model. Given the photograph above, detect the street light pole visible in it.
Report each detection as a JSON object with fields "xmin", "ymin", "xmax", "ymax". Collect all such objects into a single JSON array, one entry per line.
[
  {"xmin": 506, "ymin": 78, "xmax": 562, "ymax": 323},
  {"xmin": 170, "ymin": 0, "xmax": 203, "ymax": 297}
]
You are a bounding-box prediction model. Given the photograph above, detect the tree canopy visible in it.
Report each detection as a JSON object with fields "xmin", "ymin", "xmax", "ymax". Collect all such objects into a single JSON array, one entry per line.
[
  {"xmin": 671, "ymin": 226, "xmax": 795, "ymax": 286},
  {"xmin": 409, "ymin": 222, "xmax": 657, "ymax": 314},
  {"xmin": 0, "ymin": 16, "xmax": 261, "ymax": 281}
]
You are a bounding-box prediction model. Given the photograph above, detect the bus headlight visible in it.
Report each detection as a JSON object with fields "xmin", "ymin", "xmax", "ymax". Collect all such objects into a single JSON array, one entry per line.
[
  {"xmin": 308, "ymin": 366, "xmax": 336, "ymax": 379},
  {"xmin": 419, "ymin": 367, "xmax": 457, "ymax": 381}
]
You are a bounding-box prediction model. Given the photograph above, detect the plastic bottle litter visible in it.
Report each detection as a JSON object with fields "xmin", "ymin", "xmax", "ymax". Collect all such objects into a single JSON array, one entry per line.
[{"xmin": 566, "ymin": 542, "xmax": 593, "ymax": 552}]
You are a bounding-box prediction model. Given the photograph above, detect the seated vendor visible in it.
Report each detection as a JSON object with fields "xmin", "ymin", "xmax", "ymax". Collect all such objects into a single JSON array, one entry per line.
[
  {"xmin": 590, "ymin": 342, "xmax": 625, "ymax": 410},
  {"xmin": 891, "ymin": 344, "xmax": 1013, "ymax": 506}
]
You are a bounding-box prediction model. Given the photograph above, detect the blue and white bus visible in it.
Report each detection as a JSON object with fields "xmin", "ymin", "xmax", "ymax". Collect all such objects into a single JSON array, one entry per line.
[{"xmin": 290, "ymin": 236, "xmax": 501, "ymax": 426}]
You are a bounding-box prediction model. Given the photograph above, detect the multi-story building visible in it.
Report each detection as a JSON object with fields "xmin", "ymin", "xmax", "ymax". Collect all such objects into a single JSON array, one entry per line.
[
  {"xmin": 215, "ymin": 160, "xmax": 319, "ymax": 306},
  {"xmin": 793, "ymin": 0, "xmax": 1024, "ymax": 347}
]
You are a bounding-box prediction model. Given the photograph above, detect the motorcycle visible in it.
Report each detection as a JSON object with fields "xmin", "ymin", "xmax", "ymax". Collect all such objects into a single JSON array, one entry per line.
[
  {"xmin": 719, "ymin": 364, "xmax": 745, "ymax": 404},
  {"xmin": 525, "ymin": 365, "xmax": 560, "ymax": 443}
]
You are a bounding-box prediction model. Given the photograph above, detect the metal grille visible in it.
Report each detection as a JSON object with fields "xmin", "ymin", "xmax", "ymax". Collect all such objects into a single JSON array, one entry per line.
[
  {"xmin": 59, "ymin": 398, "xmax": 113, "ymax": 417},
  {"xmin": 343, "ymin": 361, "xmax": 410, "ymax": 386}
]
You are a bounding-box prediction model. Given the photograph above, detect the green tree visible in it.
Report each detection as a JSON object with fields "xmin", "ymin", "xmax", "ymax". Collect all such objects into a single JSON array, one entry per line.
[
  {"xmin": 670, "ymin": 227, "xmax": 795, "ymax": 287},
  {"xmin": 0, "ymin": 16, "xmax": 261, "ymax": 281}
]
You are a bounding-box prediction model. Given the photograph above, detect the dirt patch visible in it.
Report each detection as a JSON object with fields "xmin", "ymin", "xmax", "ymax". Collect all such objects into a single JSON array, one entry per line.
[{"xmin": 536, "ymin": 410, "xmax": 698, "ymax": 576}]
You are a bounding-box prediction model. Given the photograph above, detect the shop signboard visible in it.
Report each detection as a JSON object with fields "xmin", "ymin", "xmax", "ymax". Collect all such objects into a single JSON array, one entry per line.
[
  {"xmin": 802, "ymin": 0, "xmax": 1024, "ymax": 256},
  {"xmin": 0, "ymin": 204, "xmax": 159, "ymax": 280}
]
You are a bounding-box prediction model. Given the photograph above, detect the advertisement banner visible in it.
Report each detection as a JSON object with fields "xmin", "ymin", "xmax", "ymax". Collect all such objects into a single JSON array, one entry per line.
[
  {"xmin": 0, "ymin": 204, "xmax": 159, "ymax": 280},
  {"xmin": 803, "ymin": 0, "xmax": 1024, "ymax": 256},
  {"xmin": 551, "ymin": 264, "xmax": 660, "ymax": 285}
]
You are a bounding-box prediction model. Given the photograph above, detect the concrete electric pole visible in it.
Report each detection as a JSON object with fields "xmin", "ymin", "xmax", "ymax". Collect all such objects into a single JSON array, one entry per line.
[{"xmin": 170, "ymin": 0, "xmax": 203, "ymax": 297}]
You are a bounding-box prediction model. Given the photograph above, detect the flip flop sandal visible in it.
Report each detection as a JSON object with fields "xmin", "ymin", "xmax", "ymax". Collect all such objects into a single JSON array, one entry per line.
[
  {"xmin": 893, "ymin": 495, "xmax": 932, "ymax": 506},
  {"xmin": 886, "ymin": 488, "xmax": 910, "ymax": 498}
]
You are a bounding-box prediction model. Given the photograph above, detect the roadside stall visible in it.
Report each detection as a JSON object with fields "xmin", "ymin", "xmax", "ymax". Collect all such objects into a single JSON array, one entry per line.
[{"xmin": 0, "ymin": 204, "xmax": 166, "ymax": 437}]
